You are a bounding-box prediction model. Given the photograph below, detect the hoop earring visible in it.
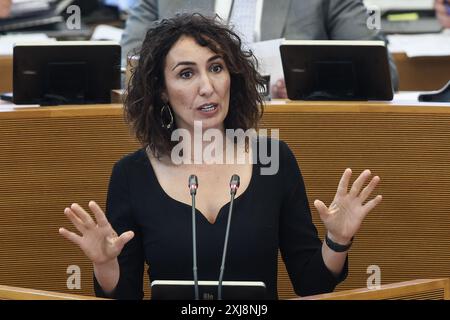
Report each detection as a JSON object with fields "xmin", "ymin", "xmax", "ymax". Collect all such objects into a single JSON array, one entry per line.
[{"xmin": 160, "ymin": 104, "xmax": 174, "ymax": 130}]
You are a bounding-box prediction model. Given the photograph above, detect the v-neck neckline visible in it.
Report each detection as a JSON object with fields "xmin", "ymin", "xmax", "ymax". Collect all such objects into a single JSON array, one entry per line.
[{"xmin": 142, "ymin": 148, "xmax": 257, "ymax": 225}]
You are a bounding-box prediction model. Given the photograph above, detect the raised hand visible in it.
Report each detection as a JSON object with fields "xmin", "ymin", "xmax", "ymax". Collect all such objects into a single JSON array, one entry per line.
[
  {"xmin": 314, "ymin": 169, "xmax": 382, "ymax": 244},
  {"xmin": 59, "ymin": 201, "xmax": 134, "ymax": 265}
]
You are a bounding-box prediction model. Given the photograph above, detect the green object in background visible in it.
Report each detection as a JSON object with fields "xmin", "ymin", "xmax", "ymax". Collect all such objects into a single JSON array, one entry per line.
[{"xmin": 387, "ymin": 12, "xmax": 420, "ymax": 22}]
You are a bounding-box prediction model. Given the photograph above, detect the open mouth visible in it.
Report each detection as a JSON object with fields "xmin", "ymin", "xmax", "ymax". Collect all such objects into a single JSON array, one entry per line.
[{"xmin": 198, "ymin": 103, "xmax": 218, "ymax": 113}]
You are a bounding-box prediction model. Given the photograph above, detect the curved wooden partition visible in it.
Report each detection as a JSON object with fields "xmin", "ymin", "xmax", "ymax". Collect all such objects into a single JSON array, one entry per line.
[
  {"xmin": 295, "ymin": 278, "xmax": 450, "ymax": 300},
  {"xmin": 0, "ymin": 284, "xmax": 106, "ymax": 300}
]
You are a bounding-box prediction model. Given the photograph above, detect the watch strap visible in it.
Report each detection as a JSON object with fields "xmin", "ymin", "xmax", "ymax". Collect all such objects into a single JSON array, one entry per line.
[{"xmin": 325, "ymin": 234, "xmax": 353, "ymax": 252}]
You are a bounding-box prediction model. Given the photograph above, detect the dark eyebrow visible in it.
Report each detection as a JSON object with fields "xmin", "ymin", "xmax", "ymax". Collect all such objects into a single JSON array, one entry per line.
[
  {"xmin": 171, "ymin": 54, "xmax": 223, "ymax": 71},
  {"xmin": 207, "ymin": 54, "xmax": 223, "ymax": 63},
  {"xmin": 171, "ymin": 61, "xmax": 194, "ymax": 71}
]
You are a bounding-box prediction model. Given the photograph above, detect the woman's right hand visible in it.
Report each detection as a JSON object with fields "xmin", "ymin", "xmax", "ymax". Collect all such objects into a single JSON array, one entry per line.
[{"xmin": 59, "ymin": 201, "xmax": 134, "ymax": 265}]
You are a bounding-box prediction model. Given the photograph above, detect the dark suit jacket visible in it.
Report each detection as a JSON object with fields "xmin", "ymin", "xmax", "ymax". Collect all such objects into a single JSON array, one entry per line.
[{"xmin": 121, "ymin": 0, "xmax": 399, "ymax": 90}]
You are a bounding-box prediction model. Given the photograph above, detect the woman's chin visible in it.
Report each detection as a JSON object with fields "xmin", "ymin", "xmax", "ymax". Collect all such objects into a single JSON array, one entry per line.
[{"xmin": 192, "ymin": 117, "xmax": 225, "ymax": 131}]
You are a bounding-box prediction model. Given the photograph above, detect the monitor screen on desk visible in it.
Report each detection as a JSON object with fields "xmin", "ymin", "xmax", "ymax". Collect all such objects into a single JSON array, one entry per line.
[
  {"xmin": 280, "ymin": 40, "xmax": 394, "ymax": 101},
  {"xmin": 151, "ymin": 280, "xmax": 267, "ymax": 300},
  {"xmin": 13, "ymin": 41, "xmax": 121, "ymax": 105}
]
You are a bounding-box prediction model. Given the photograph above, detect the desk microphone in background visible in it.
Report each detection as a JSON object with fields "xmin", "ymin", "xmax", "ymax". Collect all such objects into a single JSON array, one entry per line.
[
  {"xmin": 188, "ymin": 174, "xmax": 199, "ymax": 300},
  {"xmin": 218, "ymin": 174, "xmax": 240, "ymax": 300}
]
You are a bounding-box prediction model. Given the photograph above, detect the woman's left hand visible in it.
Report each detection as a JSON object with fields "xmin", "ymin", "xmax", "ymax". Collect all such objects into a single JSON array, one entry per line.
[{"xmin": 314, "ymin": 169, "xmax": 382, "ymax": 244}]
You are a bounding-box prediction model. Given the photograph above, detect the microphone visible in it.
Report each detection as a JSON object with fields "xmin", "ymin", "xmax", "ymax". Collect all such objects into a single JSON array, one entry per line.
[
  {"xmin": 188, "ymin": 174, "xmax": 199, "ymax": 300},
  {"xmin": 218, "ymin": 174, "xmax": 240, "ymax": 300},
  {"xmin": 229, "ymin": 174, "xmax": 240, "ymax": 196}
]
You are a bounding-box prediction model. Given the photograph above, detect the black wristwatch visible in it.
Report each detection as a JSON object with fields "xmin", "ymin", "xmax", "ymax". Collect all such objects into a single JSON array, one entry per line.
[{"xmin": 325, "ymin": 233, "xmax": 354, "ymax": 252}]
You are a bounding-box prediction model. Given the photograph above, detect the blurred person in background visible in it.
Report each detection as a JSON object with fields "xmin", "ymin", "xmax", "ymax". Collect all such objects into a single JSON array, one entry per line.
[
  {"xmin": 120, "ymin": 0, "xmax": 399, "ymax": 98},
  {"xmin": 0, "ymin": 0, "xmax": 12, "ymax": 18},
  {"xmin": 435, "ymin": 0, "xmax": 450, "ymax": 28}
]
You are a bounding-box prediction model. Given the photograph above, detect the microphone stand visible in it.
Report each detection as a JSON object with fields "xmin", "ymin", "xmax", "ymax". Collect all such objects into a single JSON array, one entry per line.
[
  {"xmin": 218, "ymin": 174, "xmax": 240, "ymax": 300},
  {"xmin": 189, "ymin": 175, "xmax": 199, "ymax": 300}
]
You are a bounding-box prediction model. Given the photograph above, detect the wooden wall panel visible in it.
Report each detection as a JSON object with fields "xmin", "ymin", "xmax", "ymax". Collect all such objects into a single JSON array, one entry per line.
[
  {"xmin": 393, "ymin": 53, "xmax": 450, "ymax": 91},
  {"xmin": 1, "ymin": 102, "xmax": 450, "ymax": 299},
  {"xmin": 0, "ymin": 115, "xmax": 141, "ymax": 297},
  {"xmin": 0, "ymin": 56, "xmax": 13, "ymax": 93},
  {"xmin": 262, "ymin": 110, "xmax": 450, "ymax": 297}
]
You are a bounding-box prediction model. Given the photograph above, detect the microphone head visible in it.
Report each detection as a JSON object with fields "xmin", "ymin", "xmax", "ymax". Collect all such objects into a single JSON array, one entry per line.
[
  {"xmin": 189, "ymin": 175, "xmax": 198, "ymax": 195},
  {"xmin": 229, "ymin": 174, "xmax": 240, "ymax": 195}
]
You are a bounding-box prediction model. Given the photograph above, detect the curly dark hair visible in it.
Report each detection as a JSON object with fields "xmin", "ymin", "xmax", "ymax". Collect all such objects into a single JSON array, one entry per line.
[{"xmin": 124, "ymin": 13, "xmax": 266, "ymax": 157}]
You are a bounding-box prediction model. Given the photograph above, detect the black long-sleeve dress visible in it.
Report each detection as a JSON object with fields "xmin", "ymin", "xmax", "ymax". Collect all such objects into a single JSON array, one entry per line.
[{"xmin": 94, "ymin": 140, "xmax": 347, "ymax": 299}]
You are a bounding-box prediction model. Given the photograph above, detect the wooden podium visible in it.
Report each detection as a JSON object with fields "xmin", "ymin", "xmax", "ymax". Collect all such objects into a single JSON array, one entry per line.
[
  {"xmin": 2, "ymin": 278, "xmax": 448, "ymax": 300},
  {"xmin": 297, "ymin": 278, "xmax": 450, "ymax": 300},
  {"xmin": 0, "ymin": 285, "xmax": 106, "ymax": 300}
]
